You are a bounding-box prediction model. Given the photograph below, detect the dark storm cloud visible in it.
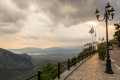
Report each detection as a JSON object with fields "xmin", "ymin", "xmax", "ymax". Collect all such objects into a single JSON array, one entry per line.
[
  {"xmin": 0, "ymin": 0, "xmax": 27, "ymax": 34},
  {"xmin": 35, "ymin": 0, "xmax": 88, "ymax": 27},
  {"xmin": 0, "ymin": 28, "xmax": 19, "ymax": 34},
  {"xmin": 0, "ymin": 11, "xmax": 26, "ymax": 23},
  {"xmin": 0, "ymin": 21, "xmax": 24, "ymax": 34},
  {"xmin": 33, "ymin": 0, "xmax": 120, "ymax": 27},
  {"xmin": 0, "ymin": 0, "xmax": 120, "ymax": 34},
  {"xmin": 11, "ymin": 0, "xmax": 31, "ymax": 9},
  {"xmin": 5, "ymin": 0, "xmax": 120, "ymax": 27},
  {"xmin": 0, "ymin": 1, "xmax": 26, "ymax": 23}
]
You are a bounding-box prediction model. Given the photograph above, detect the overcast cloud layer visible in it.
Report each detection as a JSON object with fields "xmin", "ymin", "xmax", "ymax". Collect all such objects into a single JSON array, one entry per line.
[{"xmin": 0, "ymin": 0, "xmax": 119, "ymax": 49}]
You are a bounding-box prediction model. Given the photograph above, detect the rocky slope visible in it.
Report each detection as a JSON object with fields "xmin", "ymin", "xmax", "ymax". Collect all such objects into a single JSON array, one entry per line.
[{"xmin": 0, "ymin": 48, "xmax": 33, "ymax": 70}]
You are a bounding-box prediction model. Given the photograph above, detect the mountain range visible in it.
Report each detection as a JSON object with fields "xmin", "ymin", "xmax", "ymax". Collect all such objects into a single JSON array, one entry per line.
[
  {"xmin": 9, "ymin": 46, "xmax": 83, "ymax": 55},
  {"xmin": 9, "ymin": 46, "xmax": 83, "ymax": 69}
]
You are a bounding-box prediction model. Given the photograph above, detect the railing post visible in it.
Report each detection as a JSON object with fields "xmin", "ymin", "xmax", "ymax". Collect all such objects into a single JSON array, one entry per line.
[
  {"xmin": 82, "ymin": 54, "xmax": 83, "ymax": 60},
  {"xmin": 58, "ymin": 63, "xmax": 60, "ymax": 79},
  {"xmin": 84, "ymin": 54, "xmax": 86, "ymax": 58},
  {"xmin": 38, "ymin": 71, "xmax": 41, "ymax": 80},
  {"xmin": 78, "ymin": 56, "xmax": 80, "ymax": 63},
  {"xmin": 68, "ymin": 59, "xmax": 70, "ymax": 71},
  {"xmin": 87, "ymin": 52, "xmax": 89, "ymax": 57},
  {"xmin": 83, "ymin": 54, "xmax": 85, "ymax": 59},
  {"xmin": 94, "ymin": 51, "xmax": 95, "ymax": 54},
  {"xmin": 85, "ymin": 53, "xmax": 87, "ymax": 58},
  {"xmin": 74, "ymin": 57, "xmax": 76, "ymax": 66},
  {"xmin": 80, "ymin": 55, "xmax": 82, "ymax": 61},
  {"xmin": 84, "ymin": 54, "xmax": 85, "ymax": 59}
]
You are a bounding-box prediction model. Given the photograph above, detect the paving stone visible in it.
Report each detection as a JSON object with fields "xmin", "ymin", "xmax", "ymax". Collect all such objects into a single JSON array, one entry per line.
[{"xmin": 65, "ymin": 54, "xmax": 120, "ymax": 80}]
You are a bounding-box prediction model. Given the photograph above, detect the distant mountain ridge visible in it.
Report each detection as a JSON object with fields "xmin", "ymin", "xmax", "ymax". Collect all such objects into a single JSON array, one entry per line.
[
  {"xmin": 8, "ymin": 46, "xmax": 83, "ymax": 69},
  {"xmin": 9, "ymin": 46, "xmax": 83, "ymax": 55},
  {"xmin": 16, "ymin": 54, "xmax": 33, "ymax": 61},
  {"xmin": 0, "ymin": 48, "xmax": 33, "ymax": 69}
]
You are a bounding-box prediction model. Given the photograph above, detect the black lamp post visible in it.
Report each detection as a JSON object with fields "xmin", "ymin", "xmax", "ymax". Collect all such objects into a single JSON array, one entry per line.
[{"xmin": 95, "ymin": 3, "xmax": 115, "ymax": 74}]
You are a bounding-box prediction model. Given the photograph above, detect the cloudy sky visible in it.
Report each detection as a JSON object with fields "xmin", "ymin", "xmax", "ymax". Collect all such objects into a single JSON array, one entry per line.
[{"xmin": 0, "ymin": 0, "xmax": 119, "ymax": 49}]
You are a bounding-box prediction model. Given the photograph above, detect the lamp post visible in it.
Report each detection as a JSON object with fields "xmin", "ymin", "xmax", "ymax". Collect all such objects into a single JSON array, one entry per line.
[{"xmin": 95, "ymin": 3, "xmax": 115, "ymax": 74}]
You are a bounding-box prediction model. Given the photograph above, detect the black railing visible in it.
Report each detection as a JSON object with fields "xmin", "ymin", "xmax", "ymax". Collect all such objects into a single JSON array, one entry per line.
[{"xmin": 25, "ymin": 51, "xmax": 96, "ymax": 80}]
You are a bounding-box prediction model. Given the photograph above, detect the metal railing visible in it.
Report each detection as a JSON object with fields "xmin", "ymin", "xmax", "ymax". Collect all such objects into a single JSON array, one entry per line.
[{"xmin": 25, "ymin": 51, "xmax": 96, "ymax": 80}]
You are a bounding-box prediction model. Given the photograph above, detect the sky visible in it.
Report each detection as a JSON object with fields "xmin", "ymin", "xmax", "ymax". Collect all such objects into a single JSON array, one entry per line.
[{"xmin": 0, "ymin": 0, "xmax": 119, "ymax": 49}]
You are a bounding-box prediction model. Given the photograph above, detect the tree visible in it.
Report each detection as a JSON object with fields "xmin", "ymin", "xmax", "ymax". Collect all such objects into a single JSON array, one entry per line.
[
  {"xmin": 114, "ymin": 23, "xmax": 120, "ymax": 46},
  {"xmin": 109, "ymin": 39, "xmax": 119, "ymax": 46},
  {"xmin": 40, "ymin": 62, "xmax": 58, "ymax": 80}
]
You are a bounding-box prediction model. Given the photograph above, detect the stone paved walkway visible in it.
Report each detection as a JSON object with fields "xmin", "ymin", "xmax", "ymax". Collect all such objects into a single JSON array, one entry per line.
[
  {"xmin": 65, "ymin": 54, "xmax": 120, "ymax": 80},
  {"xmin": 110, "ymin": 48, "xmax": 120, "ymax": 67}
]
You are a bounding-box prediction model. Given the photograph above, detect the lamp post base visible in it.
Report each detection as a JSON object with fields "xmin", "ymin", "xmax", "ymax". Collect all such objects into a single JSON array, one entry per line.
[
  {"xmin": 105, "ymin": 70, "xmax": 114, "ymax": 74},
  {"xmin": 105, "ymin": 58, "xmax": 114, "ymax": 74}
]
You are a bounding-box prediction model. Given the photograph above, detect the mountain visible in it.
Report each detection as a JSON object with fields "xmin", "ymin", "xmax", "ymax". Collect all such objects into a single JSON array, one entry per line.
[
  {"xmin": 0, "ymin": 48, "xmax": 33, "ymax": 70},
  {"xmin": 9, "ymin": 46, "xmax": 83, "ymax": 55},
  {"xmin": 0, "ymin": 66, "xmax": 18, "ymax": 80},
  {"xmin": 9, "ymin": 47, "xmax": 43, "ymax": 54},
  {"xmin": 9, "ymin": 46, "xmax": 83, "ymax": 68},
  {"xmin": 17, "ymin": 54, "xmax": 33, "ymax": 61}
]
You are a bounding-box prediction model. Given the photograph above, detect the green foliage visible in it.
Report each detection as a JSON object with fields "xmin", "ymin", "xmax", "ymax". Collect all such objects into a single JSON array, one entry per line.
[
  {"xmin": 97, "ymin": 43, "xmax": 107, "ymax": 61},
  {"xmin": 71, "ymin": 57, "xmax": 76, "ymax": 66},
  {"xmin": 98, "ymin": 50, "xmax": 106, "ymax": 61},
  {"xmin": 40, "ymin": 62, "xmax": 58, "ymax": 80},
  {"xmin": 98, "ymin": 43, "xmax": 106, "ymax": 50},
  {"xmin": 78, "ymin": 46, "xmax": 92, "ymax": 58},
  {"xmin": 114, "ymin": 23, "xmax": 120, "ymax": 46},
  {"xmin": 82, "ymin": 46, "xmax": 92, "ymax": 53},
  {"xmin": 109, "ymin": 39, "xmax": 119, "ymax": 46}
]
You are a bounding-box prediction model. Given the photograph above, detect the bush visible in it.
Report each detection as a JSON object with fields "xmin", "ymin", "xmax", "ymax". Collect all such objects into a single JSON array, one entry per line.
[
  {"xmin": 98, "ymin": 50, "xmax": 106, "ymax": 61},
  {"xmin": 97, "ymin": 43, "xmax": 107, "ymax": 61}
]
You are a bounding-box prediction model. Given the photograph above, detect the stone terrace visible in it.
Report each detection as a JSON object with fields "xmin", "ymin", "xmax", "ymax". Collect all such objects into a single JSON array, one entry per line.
[{"xmin": 64, "ymin": 54, "xmax": 120, "ymax": 80}]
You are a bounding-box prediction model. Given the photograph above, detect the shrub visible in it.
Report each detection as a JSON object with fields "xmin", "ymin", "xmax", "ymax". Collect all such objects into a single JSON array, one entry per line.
[
  {"xmin": 97, "ymin": 43, "xmax": 107, "ymax": 61},
  {"xmin": 98, "ymin": 50, "xmax": 106, "ymax": 61}
]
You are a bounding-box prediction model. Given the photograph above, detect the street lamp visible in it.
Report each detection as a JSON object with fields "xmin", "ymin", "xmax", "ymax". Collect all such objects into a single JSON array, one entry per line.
[{"xmin": 95, "ymin": 3, "xmax": 115, "ymax": 74}]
